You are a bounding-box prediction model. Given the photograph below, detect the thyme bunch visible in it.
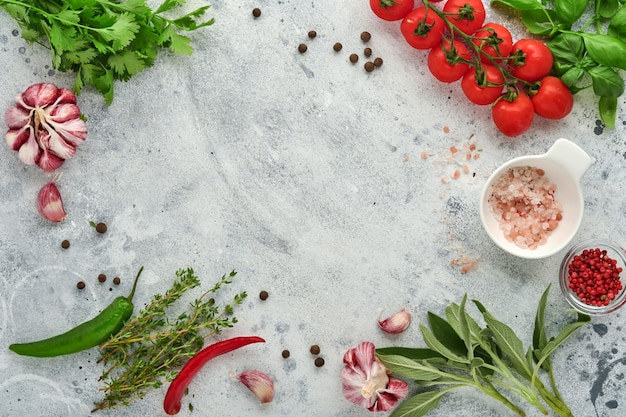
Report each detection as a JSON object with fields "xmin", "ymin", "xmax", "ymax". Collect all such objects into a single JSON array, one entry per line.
[{"xmin": 92, "ymin": 268, "xmax": 247, "ymax": 412}]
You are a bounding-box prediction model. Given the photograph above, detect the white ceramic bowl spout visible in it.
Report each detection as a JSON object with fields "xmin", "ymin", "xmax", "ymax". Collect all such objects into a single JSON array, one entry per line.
[{"xmin": 480, "ymin": 138, "xmax": 594, "ymax": 259}]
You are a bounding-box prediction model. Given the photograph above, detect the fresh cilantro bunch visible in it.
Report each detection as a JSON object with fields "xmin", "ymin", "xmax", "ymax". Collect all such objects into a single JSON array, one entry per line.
[
  {"xmin": 492, "ymin": 0, "xmax": 626, "ymax": 128},
  {"xmin": 0, "ymin": 0, "xmax": 214, "ymax": 103}
]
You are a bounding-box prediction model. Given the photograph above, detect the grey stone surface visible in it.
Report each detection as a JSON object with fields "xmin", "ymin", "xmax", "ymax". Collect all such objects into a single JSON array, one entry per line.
[{"xmin": 0, "ymin": 1, "xmax": 625, "ymax": 417}]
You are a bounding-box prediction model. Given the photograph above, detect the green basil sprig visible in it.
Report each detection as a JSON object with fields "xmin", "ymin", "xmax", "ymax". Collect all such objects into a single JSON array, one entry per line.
[
  {"xmin": 492, "ymin": 0, "xmax": 626, "ymax": 128},
  {"xmin": 376, "ymin": 285, "xmax": 590, "ymax": 417}
]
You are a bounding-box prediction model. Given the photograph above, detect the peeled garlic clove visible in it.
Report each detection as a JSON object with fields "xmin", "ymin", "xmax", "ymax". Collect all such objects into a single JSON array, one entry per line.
[
  {"xmin": 235, "ymin": 370, "xmax": 274, "ymax": 404},
  {"xmin": 377, "ymin": 308, "xmax": 411, "ymax": 334},
  {"xmin": 37, "ymin": 182, "xmax": 67, "ymax": 222}
]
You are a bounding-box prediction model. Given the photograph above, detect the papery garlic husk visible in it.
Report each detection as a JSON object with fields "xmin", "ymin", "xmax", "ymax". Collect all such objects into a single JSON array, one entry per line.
[
  {"xmin": 5, "ymin": 83, "xmax": 87, "ymax": 172},
  {"xmin": 377, "ymin": 308, "xmax": 411, "ymax": 334},
  {"xmin": 37, "ymin": 182, "xmax": 67, "ymax": 222},
  {"xmin": 235, "ymin": 370, "xmax": 275, "ymax": 404}
]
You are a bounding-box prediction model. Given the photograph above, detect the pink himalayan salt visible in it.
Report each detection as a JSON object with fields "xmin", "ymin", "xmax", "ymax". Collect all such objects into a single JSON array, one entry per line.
[{"xmin": 488, "ymin": 166, "xmax": 563, "ymax": 250}]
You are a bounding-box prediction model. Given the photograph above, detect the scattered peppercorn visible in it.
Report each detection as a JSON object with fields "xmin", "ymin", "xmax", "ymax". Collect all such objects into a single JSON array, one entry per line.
[
  {"xmin": 308, "ymin": 30, "xmax": 317, "ymax": 39},
  {"xmin": 77, "ymin": 281, "xmax": 85, "ymax": 289},
  {"xmin": 373, "ymin": 57, "xmax": 383, "ymax": 67},
  {"xmin": 314, "ymin": 357, "xmax": 325, "ymax": 367},
  {"xmin": 61, "ymin": 239, "xmax": 70, "ymax": 249},
  {"xmin": 360, "ymin": 31, "xmax": 371, "ymax": 42},
  {"xmin": 281, "ymin": 349, "xmax": 290, "ymax": 359},
  {"xmin": 364, "ymin": 47, "xmax": 372, "ymax": 57},
  {"xmin": 98, "ymin": 273, "xmax": 107, "ymax": 283},
  {"xmin": 349, "ymin": 53, "xmax": 359, "ymax": 63},
  {"xmin": 298, "ymin": 43, "xmax": 308, "ymax": 53},
  {"xmin": 259, "ymin": 290, "xmax": 269, "ymax": 300},
  {"xmin": 364, "ymin": 61, "xmax": 375, "ymax": 72},
  {"xmin": 95, "ymin": 222, "xmax": 107, "ymax": 234},
  {"xmin": 333, "ymin": 42, "xmax": 342, "ymax": 52},
  {"xmin": 113, "ymin": 277, "xmax": 121, "ymax": 285},
  {"xmin": 310, "ymin": 344, "xmax": 320, "ymax": 355},
  {"xmin": 252, "ymin": 7, "xmax": 261, "ymax": 18}
]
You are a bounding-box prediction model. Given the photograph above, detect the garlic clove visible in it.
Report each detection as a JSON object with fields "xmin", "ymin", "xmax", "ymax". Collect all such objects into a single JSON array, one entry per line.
[
  {"xmin": 377, "ymin": 308, "xmax": 412, "ymax": 334},
  {"xmin": 37, "ymin": 182, "xmax": 67, "ymax": 222},
  {"xmin": 235, "ymin": 370, "xmax": 275, "ymax": 404}
]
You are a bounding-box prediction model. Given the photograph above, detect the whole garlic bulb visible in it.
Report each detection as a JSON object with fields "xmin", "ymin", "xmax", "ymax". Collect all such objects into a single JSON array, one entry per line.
[{"xmin": 5, "ymin": 83, "xmax": 87, "ymax": 172}]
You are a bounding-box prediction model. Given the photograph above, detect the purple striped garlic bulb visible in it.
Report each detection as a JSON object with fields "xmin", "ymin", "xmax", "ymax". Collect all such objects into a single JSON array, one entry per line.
[{"xmin": 5, "ymin": 83, "xmax": 87, "ymax": 172}]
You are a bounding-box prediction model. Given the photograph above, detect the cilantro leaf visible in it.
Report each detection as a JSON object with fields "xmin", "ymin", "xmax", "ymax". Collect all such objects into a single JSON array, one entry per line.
[{"xmin": 108, "ymin": 50, "xmax": 147, "ymax": 79}]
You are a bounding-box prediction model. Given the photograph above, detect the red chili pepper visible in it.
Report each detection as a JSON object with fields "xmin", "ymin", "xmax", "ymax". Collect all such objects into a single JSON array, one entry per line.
[{"xmin": 163, "ymin": 335, "xmax": 265, "ymax": 415}]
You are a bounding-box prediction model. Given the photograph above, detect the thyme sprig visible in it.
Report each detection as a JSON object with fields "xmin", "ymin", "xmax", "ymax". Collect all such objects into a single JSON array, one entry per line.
[{"xmin": 92, "ymin": 268, "xmax": 247, "ymax": 412}]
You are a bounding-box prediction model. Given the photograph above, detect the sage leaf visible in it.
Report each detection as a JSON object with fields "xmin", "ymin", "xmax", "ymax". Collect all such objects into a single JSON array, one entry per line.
[
  {"xmin": 582, "ymin": 33, "xmax": 626, "ymax": 70},
  {"xmin": 376, "ymin": 354, "xmax": 444, "ymax": 382},
  {"xmin": 376, "ymin": 347, "xmax": 445, "ymax": 362},
  {"xmin": 535, "ymin": 312, "xmax": 591, "ymax": 367},
  {"xmin": 532, "ymin": 285, "xmax": 551, "ymax": 371},
  {"xmin": 478, "ymin": 307, "xmax": 533, "ymax": 379},
  {"xmin": 420, "ymin": 325, "xmax": 471, "ymax": 364},
  {"xmin": 390, "ymin": 389, "xmax": 454, "ymax": 417},
  {"xmin": 599, "ymin": 96, "xmax": 618, "ymax": 128},
  {"xmin": 428, "ymin": 312, "xmax": 468, "ymax": 357}
]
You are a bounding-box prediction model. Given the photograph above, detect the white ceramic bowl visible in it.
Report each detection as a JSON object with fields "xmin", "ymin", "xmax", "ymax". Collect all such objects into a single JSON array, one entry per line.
[{"xmin": 479, "ymin": 139, "xmax": 594, "ymax": 259}]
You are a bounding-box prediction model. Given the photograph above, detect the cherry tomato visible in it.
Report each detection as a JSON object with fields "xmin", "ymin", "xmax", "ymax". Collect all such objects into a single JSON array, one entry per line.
[
  {"xmin": 443, "ymin": 0, "xmax": 486, "ymax": 35},
  {"xmin": 472, "ymin": 22, "xmax": 513, "ymax": 63},
  {"xmin": 401, "ymin": 6, "xmax": 446, "ymax": 50},
  {"xmin": 461, "ymin": 65, "xmax": 504, "ymax": 105},
  {"xmin": 530, "ymin": 76, "xmax": 574, "ymax": 119},
  {"xmin": 492, "ymin": 93, "xmax": 534, "ymax": 137},
  {"xmin": 510, "ymin": 39, "xmax": 554, "ymax": 82},
  {"xmin": 370, "ymin": 0, "xmax": 413, "ymax": 21},
  {"xmin": 428, "ymin": 39, "xmax": 471, "ymax": 83}
]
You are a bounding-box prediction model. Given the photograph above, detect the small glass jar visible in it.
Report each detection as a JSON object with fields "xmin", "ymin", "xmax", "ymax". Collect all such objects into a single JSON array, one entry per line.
[{"xmin": 560, "ymin": 239, "xmax": 626, "ymax": 315}]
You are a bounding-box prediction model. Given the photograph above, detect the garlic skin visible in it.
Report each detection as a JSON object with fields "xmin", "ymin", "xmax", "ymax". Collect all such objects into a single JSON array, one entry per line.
[
  {"xmin": 377, "ymin": 308, "xmax": 411, "ymax": 334},
  {"xmin": 341, "ymin": 341, "xmax": 409, "ymax": 412},
  {"xmin": 235, "ymin": 370, "xmax": 274, "ymax": 404},
  {"xmin": 37, "ymin": 182, "xmax": 67, "ymax": 222},
  {"xmin": 5, "ymin": 83, "xmax": 87, "ymax": 172}
]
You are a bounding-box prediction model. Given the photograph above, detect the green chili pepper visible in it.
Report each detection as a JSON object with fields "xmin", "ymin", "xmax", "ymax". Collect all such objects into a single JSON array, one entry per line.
[{"xmin": 9, "ymin": 266, "xmax": 144, "ymax": 358}]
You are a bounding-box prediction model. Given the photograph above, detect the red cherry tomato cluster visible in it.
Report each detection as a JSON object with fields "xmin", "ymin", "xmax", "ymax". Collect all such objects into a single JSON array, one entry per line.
[{"xmin": 369, "ymin": 0, "xmax": 575, "ymax": 137}]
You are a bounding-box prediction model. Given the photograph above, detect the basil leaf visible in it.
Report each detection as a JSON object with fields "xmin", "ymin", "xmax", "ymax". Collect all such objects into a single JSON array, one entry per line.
[
  {"xmin": 560, "ymin": 66, "xmax": 586, "ymax": 87},
  {"xmin": 582, "ymin": 33, "xmax": 626, "ymax": 70},
  {"xmin": 389, "ymin": 389, "xmax": 451, "ymax": 417},
  {"xmin": 548, "ymin": 33, "xmax": 585, "ymax": 64},
  {"xmin": 599, "ymin": 0, "xmax": 620, "ymax": 18},
  {"xmin": 588, "ymin": 65, "xmax": 625, "ymax": 97},
  {"xmin": 491, "ymin": 0, "xmax": 546, "ymax": 11},
  {"xmin": 608, "ymin": 6, "xmax": 626, "ymax": 42},
  {"xmin": 554, "ymin": 0, "xmax": 588, "ymax": 25},
  {"xmin": 599, "ymin": 96, "xmax": 618, "ymax": 128},
  {"xmin": 521, "ymin": 8, "xmax": 558, "ymax": 35},
  {"xmin": 554, "ymin": 0, "xmax": 587, "ymax": 26}
]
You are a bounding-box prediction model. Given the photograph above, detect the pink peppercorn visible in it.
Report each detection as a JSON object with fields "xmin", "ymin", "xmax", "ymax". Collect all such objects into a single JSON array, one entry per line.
[{"xmin": 566, "ymin": 247, "xmax": 623, "ymax": 307}]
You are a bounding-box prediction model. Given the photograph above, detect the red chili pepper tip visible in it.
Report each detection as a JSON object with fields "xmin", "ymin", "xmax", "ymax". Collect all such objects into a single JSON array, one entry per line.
[{"xmin": 163, "ymin": 336, "xmax": 265, "ymax": 415}]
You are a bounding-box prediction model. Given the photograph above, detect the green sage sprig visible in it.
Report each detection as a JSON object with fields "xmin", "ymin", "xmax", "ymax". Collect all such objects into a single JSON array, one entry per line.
[
  {"xmin": 93, "ymin": 268, "xmax": 247, "ymax": 411},
  {"xmin": 491, "ymin": 0, "xmax": 626, "ymax": 128},
  {"xmin": 376, "ymin": 285, "xmax": 590, "ymax": 417}
]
